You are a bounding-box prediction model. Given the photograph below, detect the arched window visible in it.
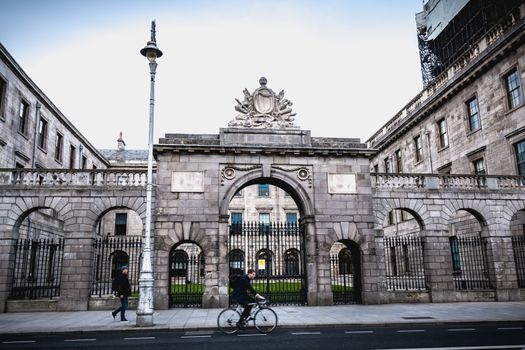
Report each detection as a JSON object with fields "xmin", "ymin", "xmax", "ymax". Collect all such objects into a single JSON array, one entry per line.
[
  {"xmin": 170, "ymin": 250, "xmax": 189, "ymax": 277},
  {"xmin": 256, "ymin": 249, "xmax": 273, "ymax": 277},
  {"xmin": 110, "ymin": 250, "xmax": 129, "ymax": 279},
  {"xmin": 229, "ymin": 249, "xmax": 245, "ymax": 276},
  {"xmin": 338, "ymin": 248, "xmax": 353, "ymax": 275},
  {"xmin": 284, "ymin": 249, "xmax": 300, "ymax": 276}
]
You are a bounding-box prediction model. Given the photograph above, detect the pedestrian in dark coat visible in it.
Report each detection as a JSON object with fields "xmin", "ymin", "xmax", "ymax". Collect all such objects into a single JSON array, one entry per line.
[{"xmin": 111, "ymin": 265, "xmax": 131, "ymax": 321}]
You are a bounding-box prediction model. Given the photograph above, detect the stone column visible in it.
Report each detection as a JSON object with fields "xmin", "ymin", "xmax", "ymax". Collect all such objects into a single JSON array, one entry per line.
[
  {"xmin": 0, "ymin": 237, "xmax": 16, "ymax": 313},
  {"xmin": 57, "ymin": 235, "xmax": 94, "ymax": 311},
  {"xmin": 362, "ymin": 229, "xmax": 385, "ymax": 304},
  {"xmin": 302, "ymin": 216, "xmax": 321, "ymax": 305},
  {"xmin": 421, "ymin": 231, "xmax": 455, "ymax": 302},
  {"xmin": 204, "ymin": 215, "xmax": 229, "ymax": 308},
  {"xmin": 484, "ymin": 225, "xmax": 520, "ymax": 301}
]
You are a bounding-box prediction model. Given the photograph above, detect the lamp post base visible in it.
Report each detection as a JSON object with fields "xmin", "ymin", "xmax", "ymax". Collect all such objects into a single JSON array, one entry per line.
[{"xmin": 136, "ymin": 314, "xmax": 154, "ymax": 327}]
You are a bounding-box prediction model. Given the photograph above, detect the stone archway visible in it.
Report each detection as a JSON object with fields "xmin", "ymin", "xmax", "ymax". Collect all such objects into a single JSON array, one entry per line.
[{"xmin": 329, "ymin": 239, "xmax": 362, "ymax": 304}]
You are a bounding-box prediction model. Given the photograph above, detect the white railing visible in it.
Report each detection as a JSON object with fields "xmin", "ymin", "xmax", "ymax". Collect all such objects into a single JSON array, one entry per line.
[{"xmin": 0, "ymin": 168, "xmax": 148, "ymax": 187}]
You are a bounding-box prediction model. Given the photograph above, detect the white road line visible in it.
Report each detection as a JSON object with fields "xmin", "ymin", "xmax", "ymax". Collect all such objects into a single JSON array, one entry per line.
[
  {"xmin": 124, "ymin": 337, "xmax": 156, "ymax": 340},
  {"xmin": 64, "ymin": 339, "xmax": 96, "ymax": 342},
  {"xmin": 291, "ymin": 332, "xmax": 321, "ymax": 335},
  {"xmin": 237, "ymin": 334, "xmax": 267, "ymax": 337},
  {"xmin": 374, "ymin": 345, "xmax": 525, "ymax": 350},
  {"xmin": 2, "ymin": 341, "xmax": 37, "ymax": 344},
  {"xmin": 497, "ymin": 327, "xmax": 524, "ymax": 330},
  {"xmin": 396, "ymin": 329, "xmax": 425, "ymax": 333},
  {"xmin": 345, "ymin": 330, "xmax": 374, "ymax": 334},
  {"xmin": 447, "ymin": 328, "xmax": 476, "ymax": 332},
  {"xmin": 181, "ymin": 335, "xmax": 212, "ymax": 339}
]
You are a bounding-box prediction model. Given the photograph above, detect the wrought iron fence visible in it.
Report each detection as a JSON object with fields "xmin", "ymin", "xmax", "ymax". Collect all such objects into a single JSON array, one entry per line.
[
  {"xmin": 228, "ymin": 222, "xmax": 307, "ymax": 305},
  {"xmin": 511, "ymin": 235, "xmax": 525, "ymax": 288},
  {"xmin": 9, "ymin": 238, "xmax": 65, "ymax": 300},
  {"xmin": 384, "ymin": 235, "xmax": 427, "ymax": 291},
  {"xmin": 90, "ymin": 236, "xmax": 142, "ymax": 297},
  {"xmin": 169, "ymin": 250, "xmax": 205, "ymax": 308},
  {"xmin": 330, "ymin": 249, "xmax": 359, "ymax": 304},
  {"xmin": 449, "ymin": 234, "xmax": 492, "ymax": 290}
]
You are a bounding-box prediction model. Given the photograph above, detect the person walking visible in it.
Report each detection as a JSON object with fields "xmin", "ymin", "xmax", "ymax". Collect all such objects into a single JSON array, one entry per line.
[
  {"xmin": 231, "ymin": 268, "xmax": 264, "ymax": 328},
  {"xmin": 111, "ymin": 265, "xmax": 131, "ymax": 322}
]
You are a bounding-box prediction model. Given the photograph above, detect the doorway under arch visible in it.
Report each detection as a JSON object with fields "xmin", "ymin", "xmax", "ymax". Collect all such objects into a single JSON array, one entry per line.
[
  {"xmin": 169, "ymin": 242, "xmax": 205, "ymax": 308},
  {"xmin": 330, "ymin": 240, "xmax": 362, "ymax": 304}
]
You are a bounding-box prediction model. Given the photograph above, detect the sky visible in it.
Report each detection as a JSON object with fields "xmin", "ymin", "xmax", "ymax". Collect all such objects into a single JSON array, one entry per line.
[{"xmin": 0, "ymin": 0, "xmax": 425, "ymax": 150}]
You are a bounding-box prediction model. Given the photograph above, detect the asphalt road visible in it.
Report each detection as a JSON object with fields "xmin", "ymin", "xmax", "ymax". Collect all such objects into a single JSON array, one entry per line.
[{"xmin": 1, "ymin": 323, "xmax": 524, "ymax": 350}]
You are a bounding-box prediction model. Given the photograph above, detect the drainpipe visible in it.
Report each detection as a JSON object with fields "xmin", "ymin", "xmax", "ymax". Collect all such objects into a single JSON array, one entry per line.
[
  {"xmin": 425, "ymin": 130, "xmax": 433, "ymax": 174},
  {"xmin": 31, "ymin": 102, "xmax": 41, "ymax": 168}
]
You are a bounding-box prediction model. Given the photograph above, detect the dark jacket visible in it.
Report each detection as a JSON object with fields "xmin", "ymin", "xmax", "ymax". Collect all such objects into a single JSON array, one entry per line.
[
  {"xmin": 113, "ymin": 273, "xmax": 131, "ymax": 297},
  {"xmin": 231, "ymin": 275, "xmax": 257, "ymax": 304}
]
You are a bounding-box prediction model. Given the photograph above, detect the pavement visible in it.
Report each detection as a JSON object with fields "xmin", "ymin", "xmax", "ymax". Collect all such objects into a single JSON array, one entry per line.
[{"xmin": 0, "ymin": 302, "xmax": 524, "ymax": 335}]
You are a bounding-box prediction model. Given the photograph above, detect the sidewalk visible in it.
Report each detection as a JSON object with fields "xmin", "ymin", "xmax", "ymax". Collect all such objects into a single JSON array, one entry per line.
[{"xmin": 0, "ymin": 302, "xmax": 524, "ymax": 335}]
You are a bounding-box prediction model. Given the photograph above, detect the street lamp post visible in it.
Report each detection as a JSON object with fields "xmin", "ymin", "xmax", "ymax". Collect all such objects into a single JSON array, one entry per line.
[{"xmin": 136, "ymin": 20, "xmax": 163, "ymax": 327}]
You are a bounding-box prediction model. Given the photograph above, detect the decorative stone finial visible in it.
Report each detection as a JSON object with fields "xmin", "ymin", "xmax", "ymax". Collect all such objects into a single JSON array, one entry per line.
[{"xmin": 228, "ymin": 78, "xmax": 298, "ymax": 129}]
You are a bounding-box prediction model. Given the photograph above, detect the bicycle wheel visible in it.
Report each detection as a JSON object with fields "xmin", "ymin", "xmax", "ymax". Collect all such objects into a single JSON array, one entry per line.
[
  {"xmin": 217, "ymin": 308, "xmax": 241, "ymax": 334},
  {"xmin": 254, "ymin": 307, "xmax": 278, "ymax": 333}
]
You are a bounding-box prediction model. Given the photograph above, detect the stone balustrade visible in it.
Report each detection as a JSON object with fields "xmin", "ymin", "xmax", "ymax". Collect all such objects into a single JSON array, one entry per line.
[
  {"xmin": 0, "ymin": 168, "xmax": 148, "ymax": 187},
  {"xmin": 371, "ymin": 173, "xmax": 525, "ymax": 191}
]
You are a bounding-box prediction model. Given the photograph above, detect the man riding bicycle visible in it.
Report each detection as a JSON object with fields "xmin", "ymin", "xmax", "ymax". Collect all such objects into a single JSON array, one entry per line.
[{"xmin": 231, "ymin": 268, "xmax": 265, "ymax": 327}]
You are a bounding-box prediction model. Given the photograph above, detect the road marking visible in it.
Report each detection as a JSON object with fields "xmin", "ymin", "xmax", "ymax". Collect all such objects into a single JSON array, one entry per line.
[
  {"xmin": 181, "ymin": 335, "xmax": 212, "ymax": 339},
  {"xmin": 237, "ymin": 334, "xmax": 267, "ymax": 337},
  {"xmin": 374, "ymin": 345, "xmax": 525, "ymax": 350},
  {"xmin": 447, "ymin": 328, "xmax": 476, "ymax": 332},
  {"xmin": 2, "ymin": 341, "xmax": 37, "ymax": 344},
  {"xmin": 291, "ymin": 332, "xmax": 321, "ymax": 335},
  {"xmin": 396, "ymin": 329, "xmax": 425, "ymax": 333},
  {"xmin": 345, "ymin": 330, "xmax": 374, "ymax": 334},
  {"xmin": 124, "ymin": 337, "xmax": 155, "ymax": 340},
  {"xmin": 497, "ymin": 327, "xmax": 524, "ymax": 330},
  {"xmin": 64, "ymin": 339, "xmax": 96, "ymax": 342}
]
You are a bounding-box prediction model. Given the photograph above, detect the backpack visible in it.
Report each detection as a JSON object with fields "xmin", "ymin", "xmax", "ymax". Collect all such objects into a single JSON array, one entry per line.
[{"xmin": 229, "ymin": 274, "xmax": 241, "ymax": 289}]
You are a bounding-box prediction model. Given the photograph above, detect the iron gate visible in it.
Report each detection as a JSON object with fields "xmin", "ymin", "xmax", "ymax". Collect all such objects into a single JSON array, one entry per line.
[
  {"xmin": 169, "ymin": 243, "xmax": 205, "ymax": 308},
  {"xmin": 329, "ymin": 241, "xmax": 361, "ymax": 304},
  {"xmin": 228, "ymin": 222, "xmax": 307, "ymax": 305}
]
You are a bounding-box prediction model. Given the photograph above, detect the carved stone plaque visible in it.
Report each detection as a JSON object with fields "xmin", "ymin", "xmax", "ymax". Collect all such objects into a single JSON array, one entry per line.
[
  {"xmin": 171, "ymin": 171, "xmax": 204, "ymax": 192},
  {"xmin": 328, "ymin": 174, "xmax": 357, "ymax": 194}
]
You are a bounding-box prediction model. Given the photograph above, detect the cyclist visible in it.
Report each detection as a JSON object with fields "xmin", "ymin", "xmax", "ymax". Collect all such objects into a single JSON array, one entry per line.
[{"xmin": 231, "ymin": 268, "xmax": 264, "ymax": 328}]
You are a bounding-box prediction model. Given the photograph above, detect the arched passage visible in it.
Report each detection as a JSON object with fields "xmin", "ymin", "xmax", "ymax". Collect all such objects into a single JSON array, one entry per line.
[
  {"xmin": 329, "ymin": 240, "xmax": 361, "ymax": 304},
  {"xmin": 169, "ymin": 241, "xmax": 205, "ymax": 308}
]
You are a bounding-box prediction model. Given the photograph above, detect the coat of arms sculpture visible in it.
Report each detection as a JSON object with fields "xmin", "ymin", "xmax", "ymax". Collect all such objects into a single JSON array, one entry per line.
[{"xmin": 228, "ymin": 77, "xmax": 298, "ymax": 129}]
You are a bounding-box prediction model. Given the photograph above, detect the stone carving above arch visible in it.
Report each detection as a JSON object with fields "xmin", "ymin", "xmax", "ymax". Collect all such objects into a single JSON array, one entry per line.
[
  {"xmin": 333, "ymin": 221, "xmax": 360, "ymax": 243},
  {"xmin": 165, "ymin": 221, "xmax": 208, "ymax": 252},
  {"xmin": 220, "ymin": 164, "xmax": 262, "ymax": 186},
  {"xmin": 271, "ymin": 165, "xmax": 312, "ymax": 188}
]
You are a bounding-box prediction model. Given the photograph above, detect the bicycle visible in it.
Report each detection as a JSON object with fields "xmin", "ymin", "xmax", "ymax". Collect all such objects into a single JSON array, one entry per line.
[{"xmin": 217, "ymin": 299, "xmax": 278, "ymax": 334}]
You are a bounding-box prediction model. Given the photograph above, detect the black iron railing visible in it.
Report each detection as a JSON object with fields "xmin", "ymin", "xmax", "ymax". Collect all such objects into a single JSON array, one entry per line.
[
  {"xmin": 9, "ymin": 238, "xmax": 64, "ymax": 300},
  {"xmin": 512, "ymin": 235, "xmax": 525, "ymax": 288},
  {"xmin": 384, "ymin": 235, "xmax": 427, "ymax": 291},
  {"xmin": 169, "ymin": 251, "xmax": 205, "ymax": 308},
  {"xmin": 449, "ymin": 234, "xmax": 492, "ymax": 290}
]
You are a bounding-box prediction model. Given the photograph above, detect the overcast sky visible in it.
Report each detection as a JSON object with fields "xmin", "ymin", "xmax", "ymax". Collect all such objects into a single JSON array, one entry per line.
[{"xmin": 1, "ymin": 0, "xmax": 425, "ymax": 150}]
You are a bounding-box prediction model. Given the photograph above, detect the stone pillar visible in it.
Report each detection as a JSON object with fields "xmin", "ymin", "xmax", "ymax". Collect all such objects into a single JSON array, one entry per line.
[
  {"xmin": 57, "ymin": 236, "xmax": 94, "ymax": 311},
  {"xmin": 484, "ymin": 226, "xmax": 520, "ymax": 301},
  {"xmin": 302, "ymin": 216, "xmax": 321, "ymax": 306},
  {"xmin": 421, "ymin": 231, "xmax": 455, "ymax": 302},
  {"xmin": 362, "ymin": 229, "xmax": 385, "ymax": 304},
  {"xmin": 0, "ymin": 237, "xmax": 16, "ymax": 313},
  {"xmin": 203, "ymin": 215, "xmax": 229, "ymax": 308}
]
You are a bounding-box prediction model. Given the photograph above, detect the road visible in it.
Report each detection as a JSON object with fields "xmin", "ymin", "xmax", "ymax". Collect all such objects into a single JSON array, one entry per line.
[{"xmin": 1, "ymin": 323, "xmax": 524, "ymax": 349}]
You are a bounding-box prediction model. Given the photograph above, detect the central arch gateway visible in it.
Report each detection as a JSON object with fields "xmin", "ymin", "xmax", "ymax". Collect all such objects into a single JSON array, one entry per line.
[{"xmin": 152, "ymin": 125, "xmax": 376, "ymax": 308}]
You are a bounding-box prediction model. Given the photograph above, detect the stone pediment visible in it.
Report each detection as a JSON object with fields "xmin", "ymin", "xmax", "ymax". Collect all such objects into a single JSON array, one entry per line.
[{"xmin": 228, "ymin": 77, "xmax": 299, "ymax": 129}]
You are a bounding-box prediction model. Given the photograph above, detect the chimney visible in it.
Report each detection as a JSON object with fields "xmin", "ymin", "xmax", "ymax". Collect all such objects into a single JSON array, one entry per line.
[{"xmin": 117, "ymin": 132, "xmax": 126, "ymax": 151}]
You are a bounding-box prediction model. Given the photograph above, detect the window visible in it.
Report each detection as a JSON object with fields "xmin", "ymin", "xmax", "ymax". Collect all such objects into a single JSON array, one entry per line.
[
  {"xmin": 54, "ymin": 133, "xmax": 63, "ymax": 162},
  {"xmin": 230, "ymin": 212, "xmax": 243, "ymax": 224},
  {"xmin": 259, "ymin": 212, "xmax": 270, "ymax": 225},
  {"xmin": 258, "ymin": 184, "xmax": 269, "ymax": 196},
  {"xmin": 437, "ymin": 118, "xmax": 449, "ymax": 148},
  {"xmin": 286, "ymin": 212, "xmax": 297, "ymax": 223},
  {"xmin": 0, "ymin": 77, "xmax": 6, "ymax": 120},
  {"xmin": 115, "ymin": 213, "xmax": 128, "ymax": 235},
  {"xmin": 414, "ymin": 135, "xmax": 423, "ymax": 162},
  {"xmin": 18, "ymin": 100, "xmax": 29, "ymax": 135},
  {"xmin": 229, "ymin": 249, "xmax": 244, "ymax": 276},
  {"xmin": 515, "ymin": 140, "xmax": 525, "ymax": 176},
  {"xmin": 466, "ymin": 97, "xmax": 481, "ymax": 132},
  {"xmin": 284, "ymin": 249, "xmax": 300, "ymax": 276},
  {"xmin": 69, "ymin": 145, "xmax": 76, "ymax": 169},
  {"xmin": 473, "ymin": 158, "xmax": 485, "ymax": 175},
  {"xmin": 170, "ymin": 250, "xmax": 188, "ymax": 277},
  {"xmin": 81, "ymin": 155, "xmax": 87, "ymax": 169},
  {"xmin": 395, "ymin": 149, "xmax": 402, "ymax": 173},
  {"xmin": 37, "ymin": 118, "xmax": 48, "ymax": 150},
  {"xmin": 384, "ymin": 157, "xmax": 392, "ymax": 173},
  {"xmin": 505, "ymin": 68, "xmax": 523, "ymax": 109},
  {"xmin": 373, "ymin": 164, "xmax": 378, "ymax": 173}
]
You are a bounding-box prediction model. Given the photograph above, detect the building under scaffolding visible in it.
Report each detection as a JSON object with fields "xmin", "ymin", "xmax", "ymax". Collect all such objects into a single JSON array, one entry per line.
[{"xmin": 416, "ymin": 0, "xmax": 524, "ymax": 87}]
